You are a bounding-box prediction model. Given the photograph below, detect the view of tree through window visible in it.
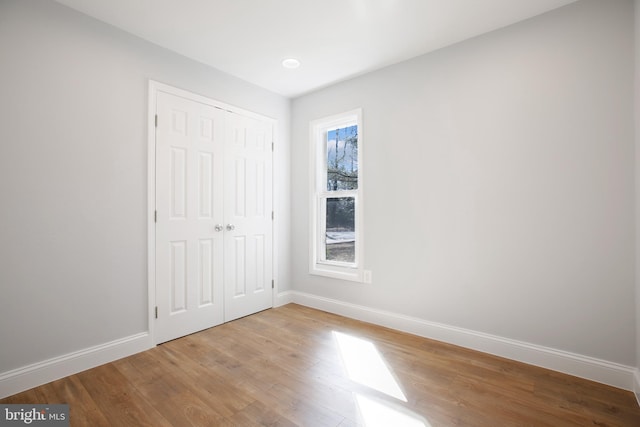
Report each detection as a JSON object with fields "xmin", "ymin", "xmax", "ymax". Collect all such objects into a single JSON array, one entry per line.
[
  {"xmin": 326, "ymin": 125, "xmax": 358, "ymax": 190},
  {"xmin": 325, "ymin": 125, "xmax": 358, "ymax": 263}
]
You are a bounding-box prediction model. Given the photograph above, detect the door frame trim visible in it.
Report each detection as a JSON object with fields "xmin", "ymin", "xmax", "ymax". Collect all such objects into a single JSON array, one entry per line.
[{"xmin": 147, "ymin": 80, "xmax": 276, "ymax": 344}]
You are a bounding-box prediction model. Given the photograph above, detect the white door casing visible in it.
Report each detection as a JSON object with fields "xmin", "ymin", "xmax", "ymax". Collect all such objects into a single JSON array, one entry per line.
[{"xmin": 153, "ymin": 86, "xmax": 274, "ymax": 344}]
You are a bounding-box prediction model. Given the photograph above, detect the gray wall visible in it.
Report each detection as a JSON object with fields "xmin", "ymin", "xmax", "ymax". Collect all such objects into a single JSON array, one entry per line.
[
  {"xmin": 291, "ymin": 0, "xmax": 635, "ymax": 365},
  {"xmin": 0, "ymin": 0, "xmax": 290, "ymax": 373}
]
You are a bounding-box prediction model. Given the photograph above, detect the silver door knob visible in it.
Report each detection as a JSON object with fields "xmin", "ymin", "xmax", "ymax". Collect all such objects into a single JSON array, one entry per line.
[
  {"xmin": 226, "ymin": 224, "xmax": 235, "ymax": 231},
  {"xmin": 214, "ymin": 224, "xmax": 223, "ymax": 232}
]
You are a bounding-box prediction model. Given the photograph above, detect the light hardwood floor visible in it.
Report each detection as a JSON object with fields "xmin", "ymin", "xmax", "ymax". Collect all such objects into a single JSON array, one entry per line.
[{"xmin": 2, "ymin": 303, "xmax": 640, "ymax": 426}]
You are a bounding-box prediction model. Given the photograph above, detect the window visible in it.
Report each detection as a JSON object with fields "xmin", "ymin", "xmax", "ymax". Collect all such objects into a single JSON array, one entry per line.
[{"xmin": 310, "ymin": 109, "xmax": 364, "ymax": 282}]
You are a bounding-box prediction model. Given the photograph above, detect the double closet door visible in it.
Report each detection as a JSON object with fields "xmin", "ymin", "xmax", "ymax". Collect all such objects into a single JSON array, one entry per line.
[{"xmin": 154, "ymin": 90, "xmax": 273, "ymax": 344}]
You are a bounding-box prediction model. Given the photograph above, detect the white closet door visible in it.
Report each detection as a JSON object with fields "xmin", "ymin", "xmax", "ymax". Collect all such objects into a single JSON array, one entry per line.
[
  {"xmin": 155, "ymin": 91, "xmax": 225, "ymax": 344},
  {"xmin": 223, "ymin": 111, "xmax": 273, "ymax": 321}
]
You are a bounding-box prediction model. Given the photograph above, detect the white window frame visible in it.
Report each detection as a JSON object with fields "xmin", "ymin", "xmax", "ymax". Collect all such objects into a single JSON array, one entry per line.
[{"xmin": 309, "ymin": 108, "xmax": 364, "ymax": 282}]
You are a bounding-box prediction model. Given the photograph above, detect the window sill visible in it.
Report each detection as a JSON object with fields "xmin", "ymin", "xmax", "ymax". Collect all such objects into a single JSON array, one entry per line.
[{"xmin": 310, "ymin": 263, "xmax": 364, "ymax": 283}]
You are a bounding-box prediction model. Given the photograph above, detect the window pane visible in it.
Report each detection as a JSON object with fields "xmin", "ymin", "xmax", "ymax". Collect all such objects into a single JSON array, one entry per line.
[
  {"xmin": 325, "ymin": 197, "xmax": 355, "ymax": 263},
  {"xmin": 326, "ymin": 125, "xmax": 358, "ymax": 191}
]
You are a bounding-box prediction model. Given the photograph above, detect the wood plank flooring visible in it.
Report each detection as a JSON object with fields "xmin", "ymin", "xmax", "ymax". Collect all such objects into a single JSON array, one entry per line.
[{"xmin": 2, "ymin": 303, "xmax": 640, "ymax": 426}]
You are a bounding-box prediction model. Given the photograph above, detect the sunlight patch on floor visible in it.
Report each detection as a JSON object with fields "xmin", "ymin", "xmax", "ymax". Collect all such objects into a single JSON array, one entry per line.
[
  {"xmin": 333, "ymin": 331, "xmax": 430, "ymax": 426},
  {"xmin": 333, "ymin": 331, "xmax": 407, "ymax": 402},
  {"xmin": 355, "ymin": 394, "xmax": 429, "ymax": 427}
]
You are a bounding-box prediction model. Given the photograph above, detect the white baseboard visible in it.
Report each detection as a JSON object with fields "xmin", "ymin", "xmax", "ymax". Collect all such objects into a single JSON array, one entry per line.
[
  {"xmin": 634, "ymin": 369, "xmax": 640, "ymax": 406},
  {"xmin": 275, "ymin": 290, "xmax": 295, "ymax": 307},
  {"xmin": 0, "ymin": 332, "xmax": 153, "ymax": 399},
  {"xmin": 289, "ymin": 291, "xmax": 636, "ymax": 391}
]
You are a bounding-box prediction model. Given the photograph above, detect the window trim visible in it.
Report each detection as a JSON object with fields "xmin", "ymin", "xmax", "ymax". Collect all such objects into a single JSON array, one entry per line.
[{"xmin": 309, "ymin": 108, "xmax": 364, "ymax": 282}]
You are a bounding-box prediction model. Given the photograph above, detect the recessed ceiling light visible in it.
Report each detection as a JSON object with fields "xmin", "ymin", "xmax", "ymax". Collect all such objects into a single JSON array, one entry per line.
[{"xmin": 282, "ymin": 58, "xmax": 300, "ymax": 69}]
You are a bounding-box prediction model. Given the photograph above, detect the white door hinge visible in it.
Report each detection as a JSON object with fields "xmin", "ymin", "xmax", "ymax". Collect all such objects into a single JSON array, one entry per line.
[
  {"xmin": 155, "ymin": 306, "xmax": 158, "ymax": 319},
  {"xmin": 155, "ymin": 114, "xmax": 158, "ymax": 128}
]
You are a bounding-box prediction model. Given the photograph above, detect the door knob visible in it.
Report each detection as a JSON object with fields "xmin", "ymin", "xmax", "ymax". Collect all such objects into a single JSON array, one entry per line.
[
  {"xmin": 226, "ymin": 224, "xmax": 235, "ymax": 231},
  {"xmin": 214, "ymin": 224, "xmax": 223, "ymax": 232}
]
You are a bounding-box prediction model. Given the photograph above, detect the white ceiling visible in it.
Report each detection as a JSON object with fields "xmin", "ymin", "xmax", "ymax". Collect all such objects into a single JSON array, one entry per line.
[{"xmin": 55, "ymin": 0, "xmax": 577, "ymax": 98}]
